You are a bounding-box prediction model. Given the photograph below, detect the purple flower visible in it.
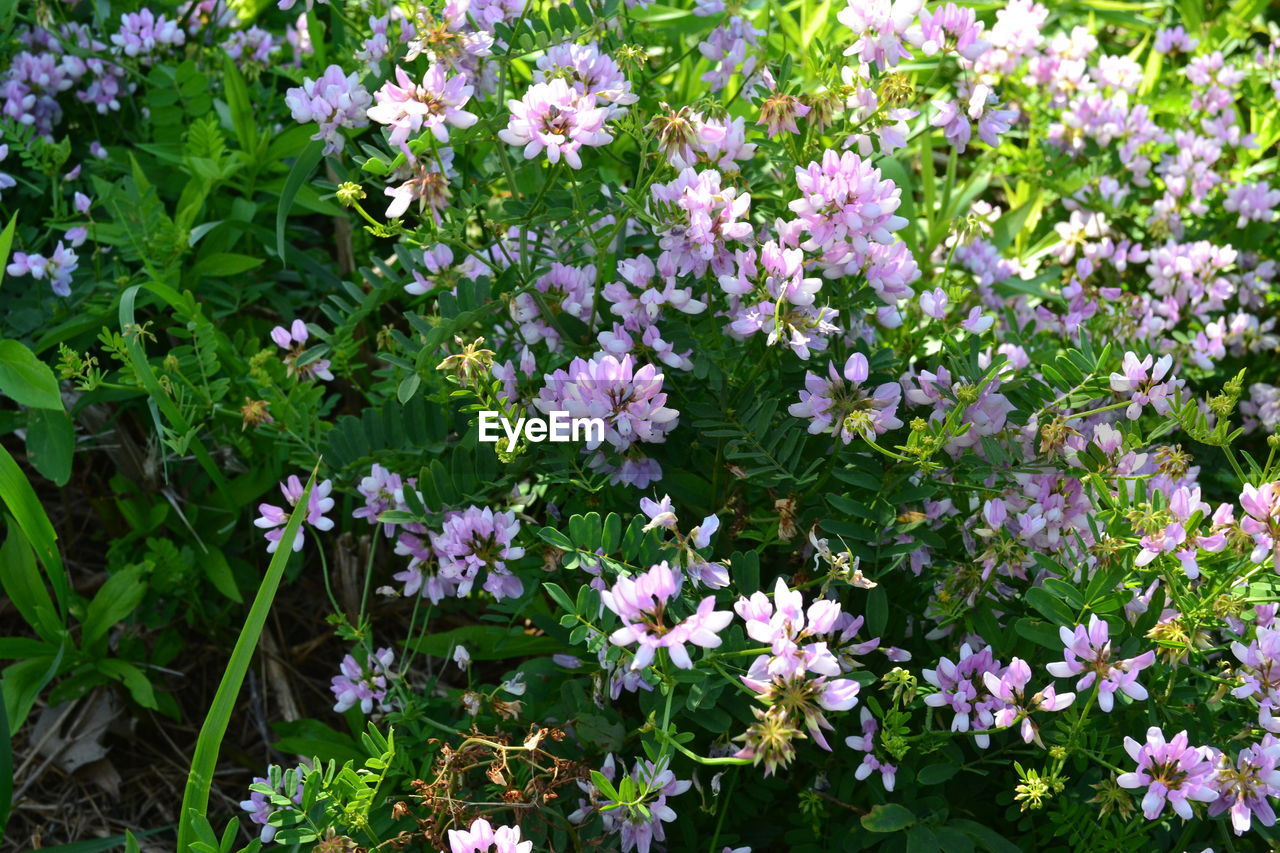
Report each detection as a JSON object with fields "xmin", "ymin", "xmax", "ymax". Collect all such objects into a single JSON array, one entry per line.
[
  {"xmin": 922, "ymin": 643, "xmax": 1004, "ymax": 747},
  {"xmin": 1209, "ymin": 740, "xmax": 1280, "ymax": 835},
  {"xmin": 919, "ymin": 287, "xmax": 947, "ymax": 319},
  {"xmin": 6, "ymin": 241, "xmax": 78, "ymax": 297},
  {"xmin": 533, "ymin": 42, "xmax": 637, "ymax": 113},
  {"xmin": 367, "ymin": 64, "xmax": 477, "ymax": 153},
  {"xmin": 431, "ymin": 505, "xmax": 525, "ymax": 600},
  {"xmin": 788, "ymin": 150, "xmax": 910, "ymax": 290},
  {"xmin": 837, "ymin": 0, "xmax": 921, "ymax": 70},
  {"xmin": 720, "ymin": 241, "xmax": 837, "ymax": 359},
  {"xmin": 603, "ymin": 561, "xmax": 732, "ymax": 670},
  {"xmin": 240, "ymin": 765, "xmax": 305, "ymax": 843},
  {"xmin": 355, "ymin": 15, "xmax": 392, "ymax": 65},
  {"xmin": 330, "ymin": 647, "xmax": 396, "ymax": 713},
  {"xmin": 1117, "ymin": 727, "xmax": 1219, "ymax": 820},
  {"xmin": 447, "ymin": 818, "xmax": 533, "ymax": 853},
  {"xmin": 788, "ymin": 353, "xmax": 903, "ymax": 444},
  {"xmin": 383, "ymin": 147, "xmax": 455, "ymax": 221},
  {"xmin": 226, "ymin": 26, "xmax": 279, "ymax": 67},
  {"xmin": 698, "ymin": 17, "xmax": 763, "ymax": 92},
  {"xmin": 1045, "ymin": 616, "xmax": 1155, "ymax": 712},
  {"xmin": 930, "ymin": 99, "xmax": 971, "ymax": 151},
  {"xmin": 353, "ymin": 463, "xmax": 407, "ymax": 535},
  {"xmin": 285, "ymin": 65, "xmax": 372, "ymax": 155},
  {"xmin": 982, "ymin": 657, "xmax": 1074, "ymax": 746},
  {"xmin": 756, "ymin": 92, "xmax": 810, "ymax": 138},
  {"xmin": 0, "ymin": 145, "xmax": 15, "ymax": 198},
  {"xmin": 1109, "ymin": 351, "xmax": 1177, "ymax": 420},
  {"xmin": 510, "ymin": 262, "xmax": 596, "ymax": 350},
  {"xmin": 846, "ymin": 708, "xmax": 897, "ymax": 790},
  {"xmin": 650, "ymin": 168, "xmax": 753, "ymax": 278},
  {"xmin": 569, "ymin": 755, "xmax": 691, "ymax": 853},
  {"xmin": 498, "ymin": 77, "xmax": 613, "ymax": 169},
  {"xmin": 405, "ymin": 244, "xmax": 455, "ymax": 295},
  {"xmin": 1240, "ymin": 482, "xmax": 1280, "ymax": 565},
  {"xmin": 1154, "ymin": 26, "xmax": 1198, "ymax": 55},
  {"xmin": 914, "ymin": 2, "xmax": 989, "ymax": 60},
  {"xmin": 639, "ymin": 494, "xmax": 678, "ymax": 532},
  {"xmin": 733, "ymin": 578, "xmax": 874, "ymax": 753},
  {"xmin": 254, "ymin": 475, "xmax": 335, "ymax": 553},
  {"xmin": 1229, "ymin": 625, "xmax": 1280, "ymax": 729},
  {"xmin": 111, "ymin": 10, "xmax": 185, "ymax": 63},
  {"xmin": 270, "ymin": 318, "xmax": 334, "ymax": 381},
  {"xmin": 1224, "ymin": 182, "xmax": 1280, "ymax": 228},
  {"xmin": 534, "ymin": 353, "xmax": 679, "ymax": 483}
]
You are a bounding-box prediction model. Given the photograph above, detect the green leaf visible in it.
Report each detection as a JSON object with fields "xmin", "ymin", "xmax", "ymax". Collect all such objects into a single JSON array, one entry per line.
[
  {"xmin": 2, "ymin": 647, "xmax": 64, "ymax": 736},
  {"xmin": 590, "ymin": 770, "xmax": 620, "ymax": 801},
  {"xmin": 396, "ymin": 373, "xmax": 421, "ymax": 404},
  {"xmin": 0, "ymin": 339, "xmax": 64, "ymax": 410},
  {"xmin": 275, "ymin": 139, "xmax": 326, "ymax": 265},
  {"xmin": 866, "ymin": 584, "xmax": 888, "ymax": 637},
  {"xmin": 1024, "ymin": 587, "xmax": 1075, "ymax": 627},
  {"xmin": 203, "ymin": 549, "xmax": 243, "ymax": 603},
  {"xmin": 917, "ymin": 763, "xmax": 959, "ymax": 785},
  {"xmin": 543, "ymin": 582, "xmax": 576, "ymax": 613},
  {"xmin": 82, "ymin": 565, "xmax": 147, "ymax": 649},
  {"xmin": 25, "ymin": 408, "xmax": 74, "ymax": 486},
  {"xmin": 0, "ymin": 212, "xmax": 17, "ymax": 287},
  {"xmin": 539, "ymin": 527, "xmax": 574, "ymax": 551},
  {"xmin": 96, "ymin": 658, "xmax": 158, "ymax": 709},
  {"xmin": 951, "ymin": 819, "xmax": 1023, "ymax": 853},
  {"xmin": 861, "ymin": 803, "xmax": 916, "ymax": 832},
  {"xmin": 192, "ymin": 252, "xmax": 265, "ymax": 277},
  {"xmin": 575, "ymin": 713, "xmax": 625, "ymax": 752},
  {"xmin": 0, "ymin": 526, "xmax": 62, "ymax": 642},
  {"xmin": 1014, "ymin": 618, "xmax": 1062, "ymax": 651},
  {"xmin": 221, "ymin": 54, "xmax": 257, "ymax": 153},
  {"xmin": 0, "ymin": 676, "xmax": 10, "ymax": 835},
  {"xmin": 906, "ymin": 826, "xmax": 940, "ymax": 853},
  {"xmin": 271, "ymin": 719, "xmax": 364, "ymax": 764},
  {"xmin": 1042, "ymin": 577, "xmax": 1085, "ymax": 610}
]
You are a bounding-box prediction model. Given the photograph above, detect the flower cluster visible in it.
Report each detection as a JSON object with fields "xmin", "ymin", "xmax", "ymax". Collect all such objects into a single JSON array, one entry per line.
[
  {"xmin": 789, "ymin": 353, "xmax": 903, "ymax": 443},
  {"xmin": 254, "ymin": 475, "xmax": 336, "ymax": 553},
  {"xmin": 330, "ymin": 647, "xmax": 397, "ymax": 713},
  {"xmin": 732, "ymin": 579, "xmax": 874, "ymax": 773},
  {"xmin": 603, "ymin": 561, "xmax": 732, "ymax": 669},
  {"xmin": 285, "ymin": 64, "xmax": 373, "ymax": 154},
  {"xmin": 570, "ymin": 755, "xmax": 691, "ymax": 853}
]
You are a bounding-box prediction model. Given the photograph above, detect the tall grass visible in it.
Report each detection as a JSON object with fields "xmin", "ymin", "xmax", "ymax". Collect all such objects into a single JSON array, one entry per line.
[{"xmin": 175, "ymin": 467, "xmax": 318, "ymax": 852}]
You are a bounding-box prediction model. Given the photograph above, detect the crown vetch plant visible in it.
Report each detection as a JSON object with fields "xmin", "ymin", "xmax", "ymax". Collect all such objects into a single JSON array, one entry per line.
[{"xmin": 5, "ymin": 0, "xmax": 1280, "ymax": 850}]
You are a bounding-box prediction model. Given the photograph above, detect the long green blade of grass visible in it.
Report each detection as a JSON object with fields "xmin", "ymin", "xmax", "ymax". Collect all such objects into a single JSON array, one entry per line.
[
  {"xmin": 175, "ymin": 467, "xmax": 318, "ymax": 852},
  {"xmin": 0, "ymin": 443, "xmax": 70, "ymax": 618},
  {"xmin": 0, "ymin": 693, "xmax": 11, "ymax": 835}
]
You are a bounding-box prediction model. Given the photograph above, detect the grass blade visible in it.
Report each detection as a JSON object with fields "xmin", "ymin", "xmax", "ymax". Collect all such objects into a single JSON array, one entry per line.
[
  {"xmin": 0, "ymin": 211, "xmax": 17, "ymax": 287},
  {"xmin": 275, "ymin": 139, "xmax": 325, "ymax": 265},
  {"xmin": 0, "ymin": 444, "xmax": 70, "ymax": 618},
  {"xmin": 175, "ymin": 466, "xmax": 318, "ymax": 853},
  {"xmin": 0, "ymin": 692, "xmax": 10, "ymax": 835}
]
